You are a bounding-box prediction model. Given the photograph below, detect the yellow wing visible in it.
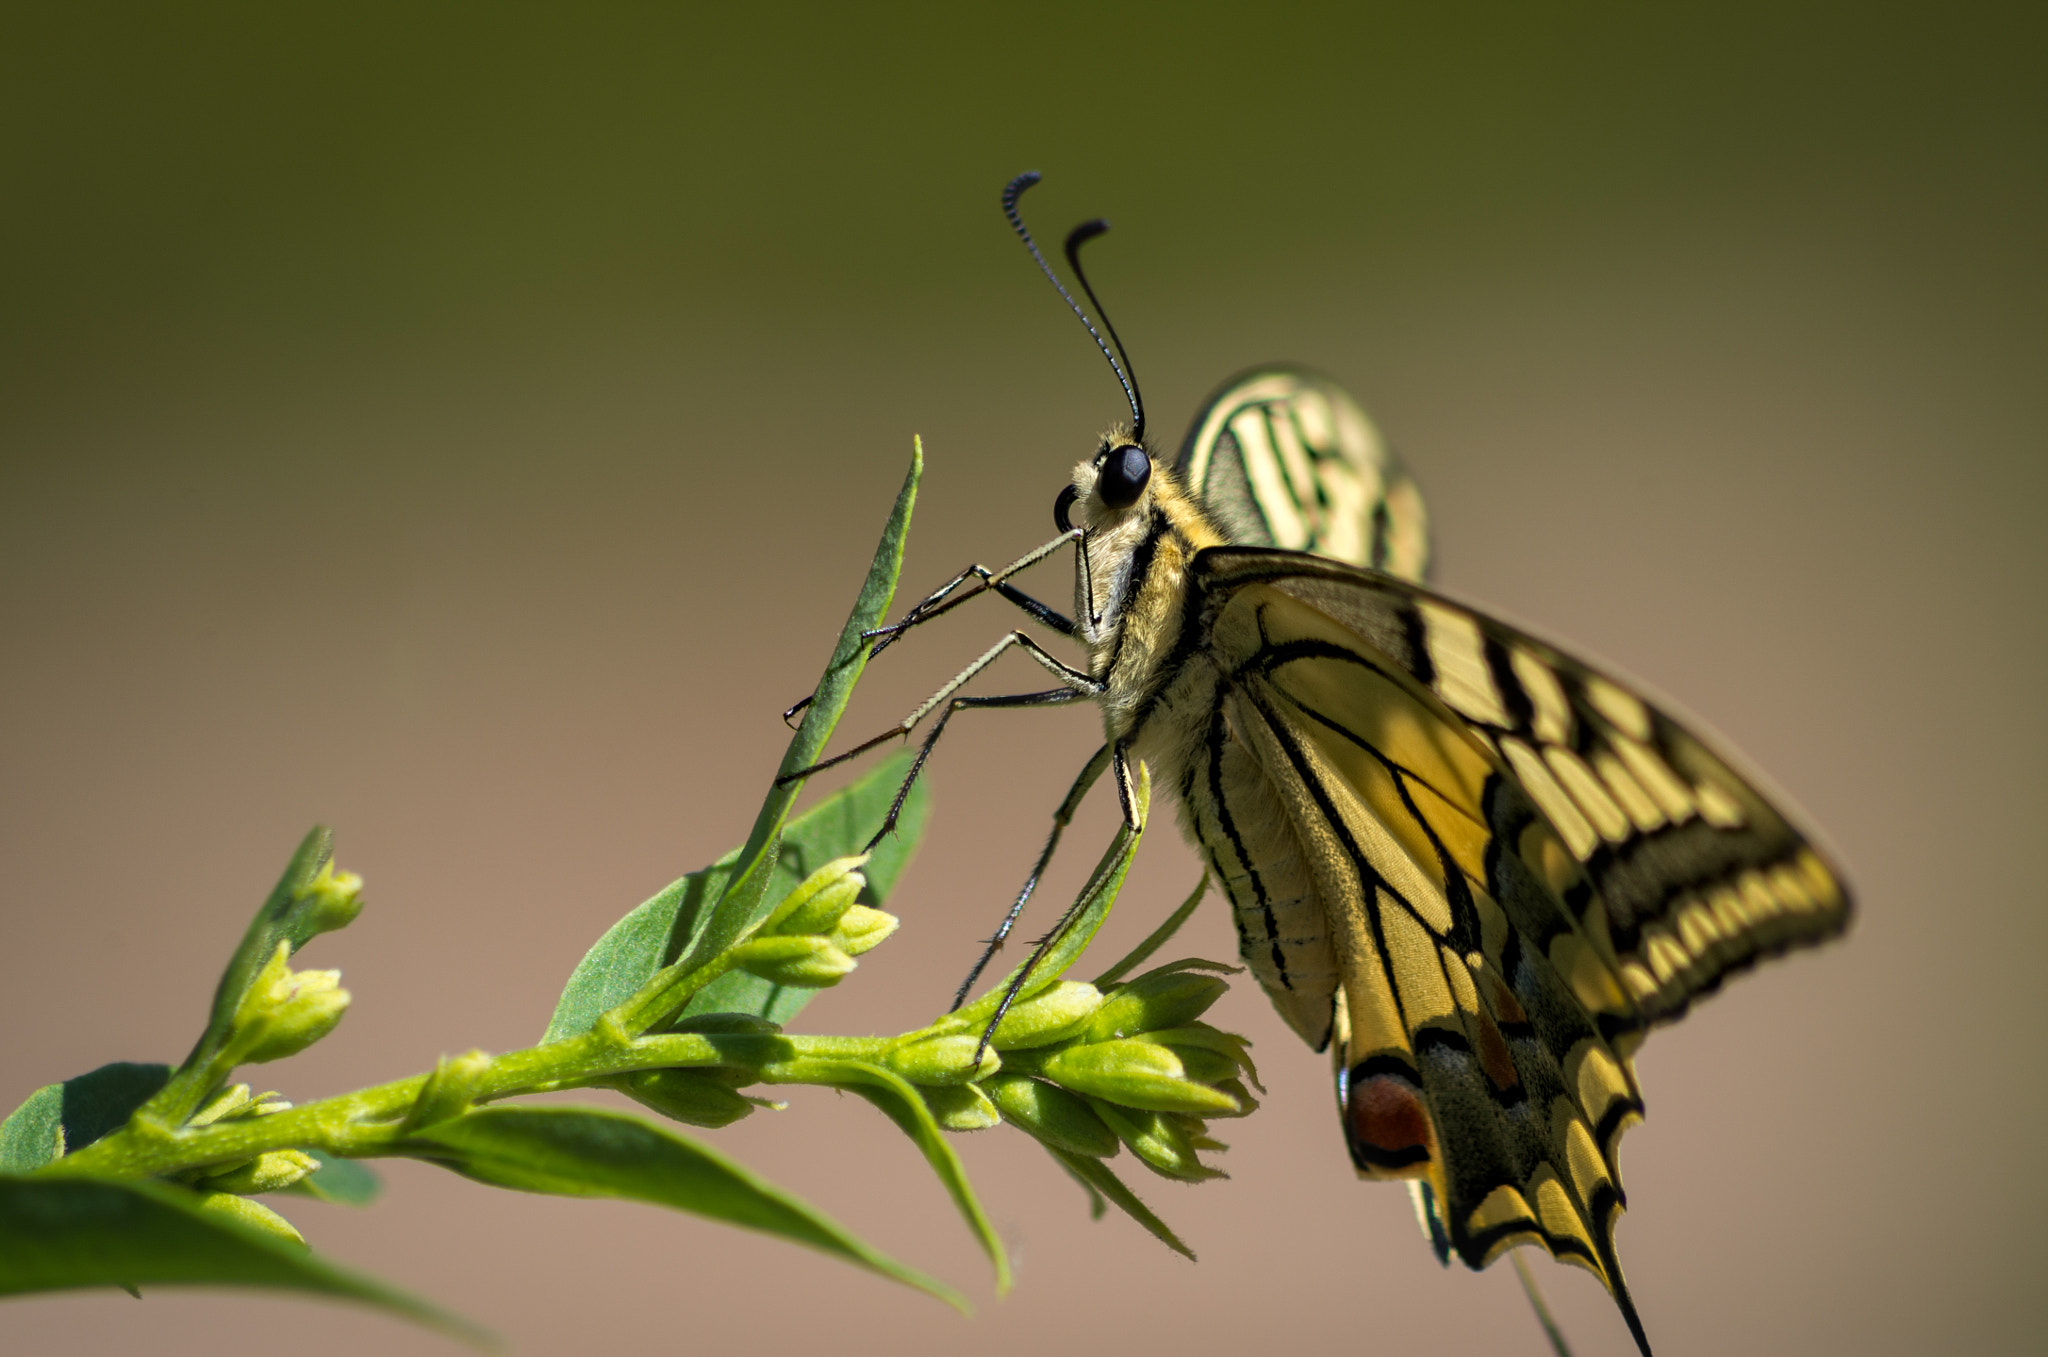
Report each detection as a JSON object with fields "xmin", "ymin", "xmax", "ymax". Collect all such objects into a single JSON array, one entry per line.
[{"xmin": 1178, "ymin": 546, "xmax": 1849, "ymax": 1352}]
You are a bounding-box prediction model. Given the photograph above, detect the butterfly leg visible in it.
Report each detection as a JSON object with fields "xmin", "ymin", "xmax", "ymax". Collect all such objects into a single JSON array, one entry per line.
[
  {"xmin": 778, "ymin": 629, "xmax": 1101, "ymax": 784},
  {"xmin": 867, "ymin": 535, "xmax": 1082, "ymax": 656},
  {"xmin": 858, "ymin": 684, "xmax": 1091, "ymax": 853},
  {"xmin": 973, "ymin": 743, "xmax": 1140, "ymax": 1056},
  {"xmin": 781, "ymin": 531, "xmax": 1081, "ymax": 726},
  {"xmin": 950, "ymin": 742, "xmax": 1112, "ymax": 1009}
]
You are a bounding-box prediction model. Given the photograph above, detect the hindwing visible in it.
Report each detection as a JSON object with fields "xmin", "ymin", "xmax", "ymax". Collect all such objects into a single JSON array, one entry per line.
[
  {"xmin": 1176, "ymin": 367, "xmax": 1430, "ymax": 580},
  {"xmin": 1181, "ymin": 546, "xmax": 1849, "ymax": 1344}
]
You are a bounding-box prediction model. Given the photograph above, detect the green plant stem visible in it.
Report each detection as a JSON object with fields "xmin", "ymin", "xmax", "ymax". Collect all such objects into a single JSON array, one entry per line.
[{"xmin": 36, "ymin": 1027, "xmax": 936, "ymax": 1183}]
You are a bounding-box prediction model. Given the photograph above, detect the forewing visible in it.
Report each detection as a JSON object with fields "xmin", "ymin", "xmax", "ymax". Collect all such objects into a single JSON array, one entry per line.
[
  {"xmin": 1199, "ymin": 548, "xmax": 1851, "ymax": 1028},
  {"xmin": 1191, "ymin": 552, "xmax": 1848, "ymax": 1341},
  {"xmin": 1175, "ymin": 368, "xmax": 1430, "ymax": 580}
]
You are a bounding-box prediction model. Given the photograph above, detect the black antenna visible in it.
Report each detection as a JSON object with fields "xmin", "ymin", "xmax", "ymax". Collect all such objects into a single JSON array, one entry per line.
[
  {"xmin": 1061, "ymin": 219, "xmax": 1143, "ymax": 443},
  {"xmin": 1001, "ymin": 172, "xmax": 1146, "ymax": 443}
]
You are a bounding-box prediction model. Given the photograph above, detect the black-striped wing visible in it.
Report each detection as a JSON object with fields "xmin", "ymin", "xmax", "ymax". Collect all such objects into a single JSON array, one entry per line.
[
  {"xmin": 1176, "ymin": 368, "xmax": 1430, "ymax": 580},
  {"xmin": 1187, "ymin": 546, "xmax": 1849, "ymax": 1350}
]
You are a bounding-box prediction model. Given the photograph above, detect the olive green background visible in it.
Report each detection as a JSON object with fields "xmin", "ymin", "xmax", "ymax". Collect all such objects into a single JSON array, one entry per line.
[{"xmin": 2, "ymin": 5, "xmax": 2041, "ymax": 1354}]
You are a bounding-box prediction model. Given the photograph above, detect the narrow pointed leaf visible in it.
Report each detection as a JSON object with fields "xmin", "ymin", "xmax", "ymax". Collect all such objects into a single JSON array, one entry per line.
[
  {"xmin": 404, "ymin": 1105, "xmax": 964, "ymax": 1311},
  {"xmin": 1093, "ymin": 873, "xmax": 1209, "ymax": 986},
  {"xmin": 0, "ymin": 1176, "xmax": 488, "ymax": 1346},
  {"xmin": 1048, "ymin": 1149, "xmax": 1196, "ymax": 1261},
  {"xmin": 678, "ymin": 443, "xmax": 921, "ymax": 975},
  {"xmin": 829, "ymin": 1062, "xmax": 1011, "ymax": 1295}
]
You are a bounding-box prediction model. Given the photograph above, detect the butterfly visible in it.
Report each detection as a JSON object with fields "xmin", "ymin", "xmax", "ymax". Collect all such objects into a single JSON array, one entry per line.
[{"xmin": 798, "ymin": 173, "xmax": 1851, "ymax": 1356}]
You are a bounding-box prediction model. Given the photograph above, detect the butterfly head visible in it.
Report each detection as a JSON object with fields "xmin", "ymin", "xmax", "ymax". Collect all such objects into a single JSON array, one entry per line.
[{"xmin": 1054, "ymin": 429, "xmax": 1156, "ymax": 535}]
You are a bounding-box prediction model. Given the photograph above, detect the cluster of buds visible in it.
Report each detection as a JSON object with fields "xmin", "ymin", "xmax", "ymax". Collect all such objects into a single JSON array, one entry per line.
[
  {"xmin": 894, "ymin": 961, "xmax": 1258, "ymax": 1181},
  {"xmin": 728, "ymin": 856, "xmax": 899, "ymax": 990},
  {"xmin": 612, "ymin": 858, "xmax": 899, "ymax": 1128},
  {"xmin": 178, "ymin": 1082, "xmax": 321, "ymax": 1230}
]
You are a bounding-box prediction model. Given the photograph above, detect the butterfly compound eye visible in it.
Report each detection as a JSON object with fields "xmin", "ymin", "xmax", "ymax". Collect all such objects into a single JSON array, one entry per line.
[{"xmin": 1098, "ymin": 444, "xmax": 1151, "ymax": 511}]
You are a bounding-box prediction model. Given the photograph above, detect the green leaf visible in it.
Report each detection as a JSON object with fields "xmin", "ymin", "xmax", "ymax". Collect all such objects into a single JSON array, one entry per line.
[
  {"xmin": 1093, "ymin": 872, "xmax": 1210, "ymax": 986},
  {"xmin": 825, "ymin": 1063, "xmax": 1011, "ymax": 1295},
  {"xmin": 207, "ymin": 827, "xmax": 335, "ymax": 1038},
  {"xmin": 542, "ymin": 751, "xmax": 929, "ymax": 1041},
  {"xmin": 0, "ymin": 1175, "xmax": 488, "ymax": 1346},
  {"xmin": 404, "ymin": 1105, "xmax": 964, "ymax": 1312},
  {"xmin": 947, "ymin": 767, "xmax": 1152, "ymax": 1034},
  {"xmin": 675, "ymin": 443, "xmax": 921, "ymax": 981},
  {"xmin": 1047, "ymin": 1149, "xmax": 1196, "ymax": 1261},
  {"xmin": 284, "ymin": 1150, "xmax": 382, "ymax": 1206},
  {"xmin": 0, "ymin": 1090, "xmax": 60, "ymax": 1175},
  {"xmin": 0, "ymin": 1063, "xmax": 172, "ymax": 1173}
]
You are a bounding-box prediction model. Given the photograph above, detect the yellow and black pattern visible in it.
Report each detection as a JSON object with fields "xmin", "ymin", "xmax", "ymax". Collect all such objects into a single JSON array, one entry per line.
[
  {"xmin": 819, "ymin": 179, "xmax": 1848, "ymax": 1355},
  {"xmin": 1175, "ymin": 368, "xmax": 1430, "ymax": 581},
  {"xmin": 1149, "ymin": 546, "xmax": 1849, "ymax": 1350}
]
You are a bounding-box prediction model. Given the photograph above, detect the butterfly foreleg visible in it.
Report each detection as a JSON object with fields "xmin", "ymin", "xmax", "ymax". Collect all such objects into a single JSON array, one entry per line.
[
  {"xmin": 868, "ymin": 534, "xmax": 1083, "ymax": 654},
  {"xmin": 781, "ymin": 626, "xmax": 1102, "ymax": 784},
  {"xmin": 780, "ymin": 531, "xmax": 1083, "ymax": 726},
  {"xmin": 950, "ymin": 742, "xmax": 1113, "ymax": 1009}
]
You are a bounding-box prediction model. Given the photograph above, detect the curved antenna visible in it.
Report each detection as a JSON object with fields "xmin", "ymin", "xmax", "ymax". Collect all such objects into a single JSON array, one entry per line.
[
  {"xmin": 1001, "ymin": 172, "xmax": 1145, "ymax": 442},
  {"xmin": 1062, "ymin": 219, "xmax": 1143, "ymax": 442}
]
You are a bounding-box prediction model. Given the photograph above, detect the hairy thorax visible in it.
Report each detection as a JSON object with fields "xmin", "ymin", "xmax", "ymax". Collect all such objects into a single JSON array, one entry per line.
[{"xmin": 1072, "ymin": 462, "xmax": 1223, "ymax": 745}]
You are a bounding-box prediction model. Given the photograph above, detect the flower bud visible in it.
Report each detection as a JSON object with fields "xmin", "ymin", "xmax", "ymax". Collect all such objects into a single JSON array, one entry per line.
[
  {"xmin": 922, "ymin": 1082, "xmax": 1000, "ymax": 1132},
  {"xmin": 1202, "ymin": 1078, "xmax": 1260, "ymax": 1119},
  {"xmin": 232, "ymin": 942, "xmax": 350, "ymax": 1064},
  {"xmin": 1088, "ymin": 1101, "xmax": 1223, "ymax": 1182},
  {"xmin": 1084, "ymin": 968, "xmax": 1228, "ymax": 1042},
  {"xmin": 731, "ymin": 934, "xmax": 858, "ymax": 988},
  {"xmin": 989, "ymin": 982, "xmax": 1103, "ymax": 1050},
  {"xmin": 194, "ymin": 1191, "xmax": 307, "ymax": 1247},
  {"xmin": 828, "ymin": 905, "xmax": 898, "ymax": 957},
  {"xmin": 195, "ymin": 1149, "xmax": 321, "ymax": 1195},
  {"xmin": 984, "ymin": 1074, "xmax": 1119, "ymax": 1158},
  {"xmin": 1037, "ymin": 1039, "xmax": 1243, "ymax": 1115},
  {"xmin": 402, "ymin": 1049, "xmax": 493, "ymax": 1132},
  {"xmin": 886, "ymin": 1034, "xmax": 1001, "ymax": 1086},
  {"xmin": 1161, "ymin": 1043, "xmax": 1240, "ymax": 1086},
  {"xmin": 295, "ymin": 859, "xmax": 365, "ymax": 939},
  {"xmin": 763, "ymin": 856, "xmax": 868, "ymax": 937},
  {"xmin": 188, "ymin": 1084, "xmax": 256, "ymax": 1129},
  {"xmin": 1145, "ymin": 1023, "xmax": 1259, "ymax": 1080},
  {"xmin": 616, "ymin": 1068, "xmax": 763, "ymax": 1129}
]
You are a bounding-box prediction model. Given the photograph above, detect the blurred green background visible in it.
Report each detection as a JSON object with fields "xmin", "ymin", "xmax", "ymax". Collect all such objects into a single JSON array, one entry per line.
[{"xmin": 2, "ymin": 5, "xmax": 2042, "ymax": 1355}]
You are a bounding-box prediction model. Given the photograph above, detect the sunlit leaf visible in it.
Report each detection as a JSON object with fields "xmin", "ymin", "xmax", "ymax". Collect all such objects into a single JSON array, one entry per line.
[
  {"xmin": 674, "ymin": 444, "xmax": 921, "ymax": 978},
  {"xmin": 405, "ymin": 1105, "xmax": 964, "ymax": 1311},
  {"xmin": 827, "ymin": 1062, "xmax": 1010, "ymax": 1294},
  {"xmin": 0, "ymin": 1063, "xmax": 172, "ymax": 1173}
]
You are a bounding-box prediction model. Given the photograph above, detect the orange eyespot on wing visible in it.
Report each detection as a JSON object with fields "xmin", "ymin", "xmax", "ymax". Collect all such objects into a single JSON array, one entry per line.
[{"xmin": 1343, "ymin": 1056, "xmax": 1436, "ymax": 1173}]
